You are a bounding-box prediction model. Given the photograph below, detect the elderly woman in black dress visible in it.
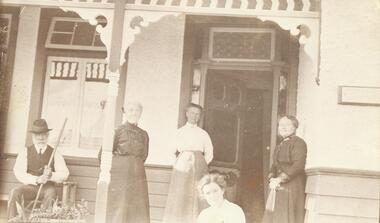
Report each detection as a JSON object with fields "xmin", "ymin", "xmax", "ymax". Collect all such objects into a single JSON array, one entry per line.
[
  {"xmin": 263, "ymin": 115, "xmax": 307, "ymax": 223},
  {"xmin": 106, "ymin": 101, "xmax": 150, "ymax": 223}
]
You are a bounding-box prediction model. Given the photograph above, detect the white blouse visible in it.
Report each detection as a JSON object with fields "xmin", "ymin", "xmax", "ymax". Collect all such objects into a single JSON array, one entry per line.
[
  {"xmin": 197, "ymin": 199, "xmax": 246, "ymax": 223},
  {"xmin": 171, "ymin": 123, "xmax": 213, "ymax": 164}
]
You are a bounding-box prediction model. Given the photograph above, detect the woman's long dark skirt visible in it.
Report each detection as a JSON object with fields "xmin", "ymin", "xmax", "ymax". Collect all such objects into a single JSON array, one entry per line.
[
  {"xmin": 262, "ymin": 174, "xmax": 306, "ymax": 223},
  {"xmin": 106, "ymin": 155, "xmax": 150, "ymax": 223}
]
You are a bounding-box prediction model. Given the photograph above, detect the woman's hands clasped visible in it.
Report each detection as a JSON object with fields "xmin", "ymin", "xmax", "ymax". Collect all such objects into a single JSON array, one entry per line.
[{"xmin": 269, "ymin": 177, "xmax": 281, "ymax": 190}]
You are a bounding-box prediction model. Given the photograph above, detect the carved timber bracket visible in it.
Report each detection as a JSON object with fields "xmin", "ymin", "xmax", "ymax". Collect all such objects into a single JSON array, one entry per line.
[
  {"xmin": 256, "ymin": 16, "xmax": 317, "ymax": 53},
  {"xmin": 60, "ymin": 7, "xmax": 180, "ymax": 66},
  {"xmin": 120, "ymin": 11, "xmax": 181, "ymax": 65},
  {"xmin": 257, "ymin": 15, "xmax": 321, "ymax": 85},
  {"xmin": 59, "ymin": 6, "xmax": 320, "ymax": 85},
  {"xmin": 60, "ymin": 7, "xmax": 114, "ymax": 56}
]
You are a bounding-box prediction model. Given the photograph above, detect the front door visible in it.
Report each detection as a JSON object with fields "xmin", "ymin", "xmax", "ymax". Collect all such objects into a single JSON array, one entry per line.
[
  {"xmin": 204, "ymin": 69, "xmax": 270, "ymax": 223},
  {"xmin": 204, "ymin": 70, "xmax": 245, "ymax": 168},
  {"xmin": 240, "ymin": 89, "xmax": 266, "ymax": 222}
]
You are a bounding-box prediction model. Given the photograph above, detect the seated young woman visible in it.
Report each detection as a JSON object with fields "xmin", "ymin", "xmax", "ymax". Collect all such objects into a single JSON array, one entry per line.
[{"xmin": 197, "ymin": 173, "xmax": 246, "ymax": 223}]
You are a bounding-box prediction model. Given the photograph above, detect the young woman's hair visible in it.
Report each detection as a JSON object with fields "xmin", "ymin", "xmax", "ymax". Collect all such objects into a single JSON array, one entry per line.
[
  {"xmin": 197, "ymin": 173, "xmax": 227, "ymax": 197},
  {"xmin": 186, "ymin": 103, "xmax": 203, "ymax": 112},
  {"xmin": 280, "ymin": 115, "xmax": 299, "ymax": 128}
]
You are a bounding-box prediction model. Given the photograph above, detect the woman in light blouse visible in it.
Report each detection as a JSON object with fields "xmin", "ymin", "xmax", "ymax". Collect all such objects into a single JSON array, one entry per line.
[
  {"xmin": 197, "ymin": 173, "xmax": 246, "ymax": 223},
  {"xmin": 163, "ymin": 103, "xmax": 213, "ymax": 223}
]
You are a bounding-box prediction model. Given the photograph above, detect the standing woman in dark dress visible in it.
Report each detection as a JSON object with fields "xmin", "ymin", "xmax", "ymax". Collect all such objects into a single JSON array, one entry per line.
[
  {"xmin": 106, "ymin": 101, "xmax": 150, "ymax": 223},
  {"xmin": 263, "ymin": 115, "xmax": 307, "ymax": 223}
]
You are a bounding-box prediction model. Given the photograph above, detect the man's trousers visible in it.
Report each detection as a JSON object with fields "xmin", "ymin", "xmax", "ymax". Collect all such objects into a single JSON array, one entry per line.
[{"xmin": 7, "ymin": 182, "xmax": 57, "ymax": 220}]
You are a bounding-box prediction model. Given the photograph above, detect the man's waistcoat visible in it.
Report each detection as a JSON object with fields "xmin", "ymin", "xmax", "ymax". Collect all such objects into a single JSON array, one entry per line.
[{"xmin": 27, "ymin": 145, "xmax": 55, "ymax": 176}]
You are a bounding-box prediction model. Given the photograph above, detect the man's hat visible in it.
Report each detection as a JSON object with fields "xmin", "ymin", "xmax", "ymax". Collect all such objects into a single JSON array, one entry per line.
[{"xmin": 29, "ymin": 119, "xmax": 52, "ymax": 133}]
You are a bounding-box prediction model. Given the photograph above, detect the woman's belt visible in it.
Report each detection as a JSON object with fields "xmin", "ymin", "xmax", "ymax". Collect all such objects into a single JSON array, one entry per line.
[
  {"xmin": 179, "ymin": 150, "xmax": 204, "ymax": 154},
  {"xmin": 113, "ymin": 150, "xmax": 143, "ymax": 158},
  {"xmin": 174, "ymin": 150, "xmax": 204, "ymax": 172}
]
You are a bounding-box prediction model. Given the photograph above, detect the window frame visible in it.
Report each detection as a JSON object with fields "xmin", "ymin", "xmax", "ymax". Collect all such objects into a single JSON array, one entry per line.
[
  {"xmin": 0, "ymin": 13, "xmax": 12, "ymax": 49},
  {"xmin": 208, "ymin": 27, "xmax": 276, "ymax": 63},
  {"xmin": 45, "ymin": 17, "xmax": 106, "ymax": 52},
  {"xmin": 42, "ymin": 56, "xmax": 109, "ymax": 158}
]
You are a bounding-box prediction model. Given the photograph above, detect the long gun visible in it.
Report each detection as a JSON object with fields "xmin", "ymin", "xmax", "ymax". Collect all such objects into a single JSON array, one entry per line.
[{"xmin": 31, "ymin": 117, "xmax": 68, "ymax": 213}]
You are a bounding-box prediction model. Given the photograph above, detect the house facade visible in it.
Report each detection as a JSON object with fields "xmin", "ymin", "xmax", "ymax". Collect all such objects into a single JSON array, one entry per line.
[{"xmin": 0, "ymin": 0, "xmax": 379, "ymax": 222}]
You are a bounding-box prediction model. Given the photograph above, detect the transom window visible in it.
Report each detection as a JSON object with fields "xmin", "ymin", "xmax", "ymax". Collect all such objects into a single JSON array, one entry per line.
[
  {"xmin": 46, "ymin": 17, "xmax": 106, "ymax": 51},
  {"xmin": 42, "ymin": 57, "xmax": 108, "ymax": 157},
  {"xmin": 209, "ymin": 27, "xmax": 275, "ymax": 62}
]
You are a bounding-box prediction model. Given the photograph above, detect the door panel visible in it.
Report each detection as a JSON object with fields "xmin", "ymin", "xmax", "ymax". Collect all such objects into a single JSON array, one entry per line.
[
  {"xmin": 204, "ymin": 70, "xmax": 245, "ymax": 167},
  {"xmin": 240, "ymin": 89, "xmax": 265, "ymax": 222},
  {"xmin": 204, "ymin": 69, "xmax": 271, "ymax": 222},
  {"xmin": 208, "ymin": 109, "xmax": 239, "ymax": 163}
]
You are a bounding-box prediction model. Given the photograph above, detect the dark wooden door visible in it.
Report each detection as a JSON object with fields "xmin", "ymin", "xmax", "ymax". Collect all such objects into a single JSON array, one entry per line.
[
  {"xmin": 204, "ymin": 70, "xmax": 268, "ymax": 222},
  {"xmin": 240, "ymin": 89, "xmax": 265, "ymax": 223},
  {"xmin": 204, "ymin": 70, "xmax": 246, "ymax": 168}
]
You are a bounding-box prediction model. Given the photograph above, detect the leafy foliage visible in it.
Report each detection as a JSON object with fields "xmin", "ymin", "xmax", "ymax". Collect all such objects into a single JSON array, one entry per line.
[
  {"xmin": 9, "ymin": 197, "xmax": 89, "ymax": 223},
  {"xmin": 30, "ymin": 198, "xmax": 89, "ymax": 221}
]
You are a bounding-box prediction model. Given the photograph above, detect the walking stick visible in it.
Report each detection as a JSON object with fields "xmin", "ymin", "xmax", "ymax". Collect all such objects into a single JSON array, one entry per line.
[{"xmin": 30, "ymin": 117, "xmax": 68, "ymax": 213}]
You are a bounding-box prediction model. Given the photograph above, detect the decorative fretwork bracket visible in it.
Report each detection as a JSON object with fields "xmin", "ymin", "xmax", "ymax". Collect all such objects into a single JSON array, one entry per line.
[
  {"xmin": 60, "ymin": 7, "xmax": 180, "ymax": 67},
  {"xmin": 256, "ymin": 16, "xmax": 320, "ymax": 85}
]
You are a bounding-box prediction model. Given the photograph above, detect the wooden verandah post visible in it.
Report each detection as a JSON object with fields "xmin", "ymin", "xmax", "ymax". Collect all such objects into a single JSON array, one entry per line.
[{"xmin": 94, "ymin": 0, "xmax": 127, "ymax": 222}]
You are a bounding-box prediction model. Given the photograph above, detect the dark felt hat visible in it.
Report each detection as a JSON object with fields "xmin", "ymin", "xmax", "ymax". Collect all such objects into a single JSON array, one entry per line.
[{"xmin": 29, "ymin": 119, "xmax": 52, "ymax": 133}]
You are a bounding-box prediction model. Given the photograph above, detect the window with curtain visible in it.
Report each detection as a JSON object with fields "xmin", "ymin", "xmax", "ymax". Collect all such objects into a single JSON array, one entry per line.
[{"xmin": 42, "ymin": 57, "xmax": 109, "ymax": 157}]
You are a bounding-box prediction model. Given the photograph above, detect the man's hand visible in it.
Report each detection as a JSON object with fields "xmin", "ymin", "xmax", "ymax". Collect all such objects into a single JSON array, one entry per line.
[
  {"xmin": 43, "ymin": 166, "xmax": 52, "ymax": 178},
  {"xmin": 36, "ymin": 175, "xmax": 49, "ymax": 185},
  {"xmin": 36, "ymin": 166, "xmax": 52, "ymax": 184}
]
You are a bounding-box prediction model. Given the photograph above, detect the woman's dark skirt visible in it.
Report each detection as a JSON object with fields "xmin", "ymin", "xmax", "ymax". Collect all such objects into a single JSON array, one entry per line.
[
  {"xmin": 262, "ymin": 174, "xmax": 306, "ymax": 223},
  {"xmin": 106, "ymin": 155, "xmax": 150, "ymax": 223}
]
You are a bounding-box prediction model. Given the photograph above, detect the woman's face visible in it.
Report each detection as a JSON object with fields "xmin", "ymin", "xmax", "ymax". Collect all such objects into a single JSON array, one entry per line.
[
  {"xmin": 124, "ymin": 103, "xmax": 142, "ymax": 124},
  {"xmin": 278, "ymin": 117, "xmax": 296, "ymax": 138},
  {"xmin": 202, "ymin": 182, "xmax": 224, "ymax": 207},
  {"xmin": 186, "ymin": 107, "xmax": 201, "ymax": 125}
]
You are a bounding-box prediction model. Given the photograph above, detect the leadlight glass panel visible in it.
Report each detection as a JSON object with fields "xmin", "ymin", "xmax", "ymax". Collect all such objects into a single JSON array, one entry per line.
[{"xmin": 210, "ymin": 28, "xmax": 275, "ymax": 62}]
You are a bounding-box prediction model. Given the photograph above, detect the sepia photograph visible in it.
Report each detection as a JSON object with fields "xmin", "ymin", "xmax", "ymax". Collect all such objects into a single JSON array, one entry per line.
[{"xmin": 0, "ymin": 0, "xmax": 379, "ymax": 222}]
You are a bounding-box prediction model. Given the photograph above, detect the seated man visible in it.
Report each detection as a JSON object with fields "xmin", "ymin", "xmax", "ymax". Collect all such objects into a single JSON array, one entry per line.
[{"xmin": 8, "ymin": 119, "xmax": 69, "ymax": 220}]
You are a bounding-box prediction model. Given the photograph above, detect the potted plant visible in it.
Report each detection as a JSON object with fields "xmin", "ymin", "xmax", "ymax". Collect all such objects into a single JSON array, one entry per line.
[{"xmin": 9, "ymin": 197, "xmax": 89, "ymax": 223}]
